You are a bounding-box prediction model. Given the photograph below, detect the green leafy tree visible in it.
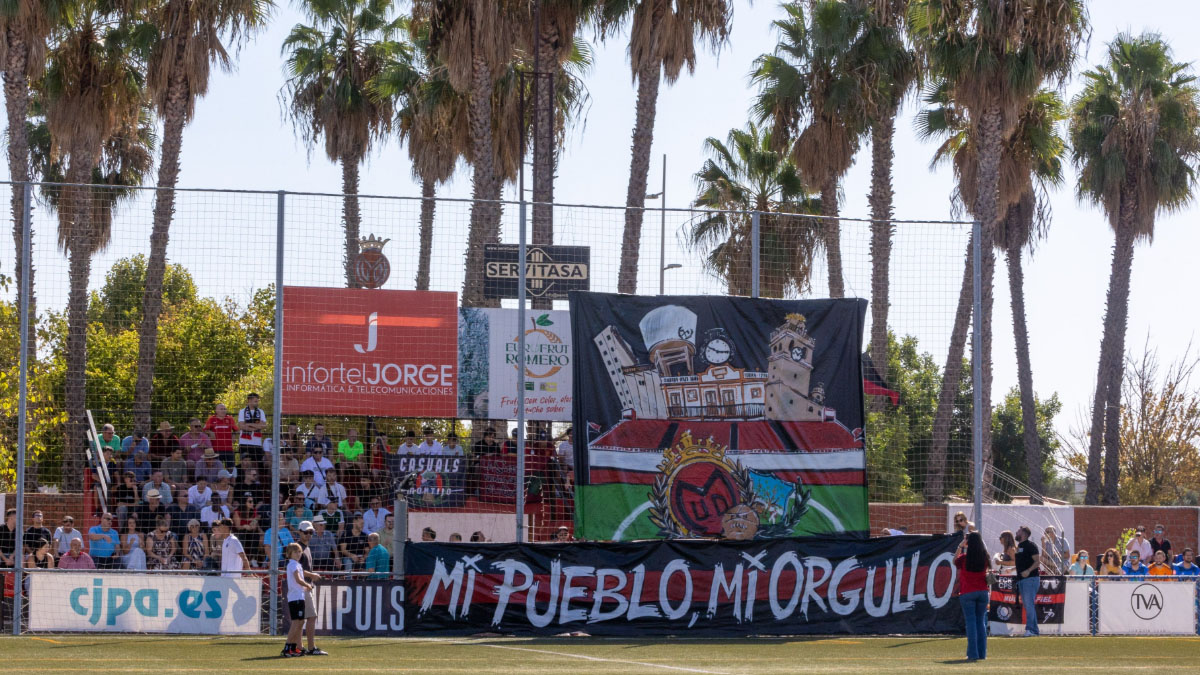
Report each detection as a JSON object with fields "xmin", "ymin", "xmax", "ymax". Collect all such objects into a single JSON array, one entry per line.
[
  {"xmin": 88, "ymin": 254, "xmax": 197, "ymax": 332},
  {"xmin": 990, "ymin": 386, "xmax": 1062, "ymax": 496}
]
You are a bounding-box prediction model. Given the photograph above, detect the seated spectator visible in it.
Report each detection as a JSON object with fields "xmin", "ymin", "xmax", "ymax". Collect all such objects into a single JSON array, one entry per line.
[
  {"xmin": 95, "ymin": 447, "xmax": 119, "ymax": 485},
  {"xmin": 339, "ymin": 513, "xmax": 368, "ymax": 571},
  {"xmin": 337, "ymin": 428, "xmax": 365, "ymax": 464},
  {"xmin": 421, "ymin": 527, "xmax": 436, "ymax": 542},
  {"xmin": 93, "ymin": 423, "xmax": 123, "ymax": 455},
  {"xmin": 182, "ymin": 519, "xmax": 210, "ymax": 570},
  {"xmin": 553, "ymin": 526, "xmax": 571, "ymax": 543},
  {"xmin": 1150, "ymin": 524, "xmax": 1172, "ymax": 561},
  {"xmin": 419, "ymin": 427, "xmax": 443, "ymax": 454},
  {"xmin": 263, "ymin": 512, "xmax": 295, "ymax": 566},
  {"xmin": 308, "ymin": 516, "xmax": 337, "ymax": 571},
  {"xmin": 161, "ymin": 446, "xmax": 189, "ymax": 491},
  {"xmin": 365, "ymin": 532, "xmax": 389, "ymax": 579},
  {"xmin": 212, "ymin": 470, "xmax": 234, "ymax": 505},
  {"xmin": 236, "ymin": 467, "xmax": 267, "ymax": 504},
  {"xmin": 325, "ymin": 470, "xmax": 348, "ymax": 510},
  {"xmin": 124, "ymin": 449, "xmax": 153, "ymax": 484},
  {"xmin": 121, "ymin": 429, "xmax": 150, "ymax": 458},
  {"xmin": 395, "ymin": 429, "xmax": 420, "ymax": 455},
  {"xmin": 1067, "ymin": 550, "xmax": 1094, "ymax": 576},
  {"xmin": 362, "ymin": 496, "xmax": 390, "ymax": 536},
  {"xmin": 1040, "ymin": 526, "xmax": 1071, "ymax": 576},
  {"xmin": 53, "ymin": 516, "xmax": 83, "ymax": 556},
  {"xmin": 143, "ymin": 469, "xmax": 173, "ymax": 506},
  {"xmin": 204, "ymin": 403, "xmax": 238, "ymax": 465},
  {"xmin": 1148, "ymin": 549, "xmax": 1175, "ymax": 576},
  {"xmin": 448, "ymin": 533, "xmax": 463, "ymax": 542},
  {"xmin": 150, "ymin": 421, "xmax": 180, "ymax": 462},
  {"xmin": 279, "ymin": 448, "xmax": 300, "ymax": 485},
  {"xmin": 297, "ymin": 471, "xmax": 328, "ymax": 510},
  {"xmin": 472, "ymin": 428, "xmax": 499, "ymax": 457},
  {"xmin": 121, "ymin": 517, "xmax": 146, "ymax": 571},
  {"xmin": 369, "ymin": 432, "xmax": 390, "ymax": 477},
  {"xmin": 1174, "ymin": 548, "xmax": 1199, "ymax": 576},
  {"xmin": 58, "ymin": 537, "xmax": 95, "ymax": 569},
  {"xmin": 286, "ymin": 499, "xmax": 313, "ymax": 531},
  {"xmin": 1126, "ymin": 526, "xmax": 1152, "ymax": 561},
  {"xmin": 27, "ymin": 537, "xmax": 55, "ymax": 570},
  {"xmin": 24, "ymin": 510, "xmax": 53, "ymax": 556},
  {"xmin": 304, "ymin": 424, "xmax": 334, "ymax": 465},
  {"xmin": 178, "ymin": 418, "xmax": 213, "ymax": 464},
  {"xmin": 301, "ymin": 444, "xmax": 334, "ymax": 486},
  {"xmin": 112, "ymin": 471, "xmax": 141, "ymax": 522},
  {"xmin": 444, "ymin": 432, "xmax": 465, "ymax": 457},
  {"xmin": 200, "ymin": 501, "xmax": 232, "ymax": 528},
  {"xmin": 137, "ymin": 489, "xmax": 170, "ymax": 534},
  {"xmin": 1097, "ymin": 548, "xmax": 1123, "ymax": 575},
  {"xmin": 280, "ymin": 423, "xmax": 301, "ymax": 456},
  {"xmin": 88, "ymin": 512, "xmax": 120, "ymax": 569},
  {"xmin": 233, "ymin": 496, "xmax": 262, "ymax": 562},
  {"xmin": 317, "ymin": 500, "xmax": 345, "ymax": 537},
  {"xmin": 187, "ymin": 475, "xmax": 213, "ymax": 513},
  {"xmin": 236, "ymin": 454, "xmax": 257, "ymax": 483},
  {"xmin": 146, "ymin": 516, "xmax": 179, "ymax": 570},
  {"xmin": 194, "ymin": 449, "xmax": 225, "ymax": 485},
  {"xmin": 469, "ymin": 531, "xmax": 486, "ymax": 543},
  {"xmin": 1122, "ymin": 550, "xmax": 1149, "ymax": 578}
]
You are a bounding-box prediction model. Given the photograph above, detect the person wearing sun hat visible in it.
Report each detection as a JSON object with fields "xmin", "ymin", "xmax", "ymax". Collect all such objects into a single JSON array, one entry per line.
[
  {"xmin": 195, "ymin": 447, "xmax": 225, "ymax": 484},
  {"xmin": 150, "ymin": 421, "xmax": 180, "ymax": 462}
]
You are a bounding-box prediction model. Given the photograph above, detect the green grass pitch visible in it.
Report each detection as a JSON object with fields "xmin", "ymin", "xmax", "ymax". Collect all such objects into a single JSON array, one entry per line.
[{"xmin": 3, "ymin": 635, "xmax": 1199, "ymax": 673}]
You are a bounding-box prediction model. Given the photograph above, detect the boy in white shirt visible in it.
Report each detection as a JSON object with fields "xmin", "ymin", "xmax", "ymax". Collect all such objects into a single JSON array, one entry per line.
[
  {"xmin": 216, "ymin": 518, "xmax": 250, "ymax": 578},
  {"xmin": 187, "ymin": 476, "xmax": 213, "ymax": 510},
  {"xmin": 282, "ymin": 542, "xmax": 314, "ymax": 658}
]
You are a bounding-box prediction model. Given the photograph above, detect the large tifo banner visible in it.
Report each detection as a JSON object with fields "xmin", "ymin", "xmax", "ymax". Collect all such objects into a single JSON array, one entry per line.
[
  {"xmin": 281, "ymin": 286, "xmax": 458, "ymax": 417},
  {"xmin": 28, "ymin": 572, "xmax": 261, "ymax": 633},
  {"xmin": 570, "ymin": 293, "xmax": 869, "ymax": 541},
  {"xmin": 406, "ymin": 535, "xmax": 962, "ymax": 636},
  {"xmin": 457, "ymin": 308, "xmax": 573, "ymax": 421}
]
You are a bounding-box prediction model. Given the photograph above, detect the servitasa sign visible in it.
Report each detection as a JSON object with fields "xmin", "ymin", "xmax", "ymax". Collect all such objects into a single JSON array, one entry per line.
[{"xmin": 405, "ymin": 535, "xmax": 963, "ymax": 636}]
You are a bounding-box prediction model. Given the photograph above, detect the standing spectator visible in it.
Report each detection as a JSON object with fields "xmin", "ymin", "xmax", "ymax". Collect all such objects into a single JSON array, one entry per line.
[
  {"xmin": 362, "ymin": 496, "xmax": 390, "ymax": 535},
  {"xmin": 472, "ymin": 427, "xmax": 499, "ymax": 456},
  {"xmin": 1174, "ymin": 548, "xmax": 1199, "ymax": 576},
  {"xmin": 124, "ymin": 449, "xmax": 153, "ymax": 484},
  {"xmin": 418, "ymin": 427, "xmax": 443, "ymax": 454},
  {"xmin": 150, "ymin": 421, "xmax": 180, "ymax": 462},
  {"xmin": 1126, "ymin": 526, "xmax": 1153, "ymax": 561},
  {"xmin": 444, "ymin": 432, "xmax": 465, "ymax": 456},
  {"xmin": 421, "ymin": 527, "xmax": 436, "ymax": 542},
  {"xmin": 121, "ymin": 517, "xmax": 146, "ymax": 570},
  {"xmin": 236, "ymin": 495, "xmax": 264, "ymax": 559},
  {"xmin": 182, "ymin": 520, "xmax": 209, "ymax": 570},
  {"xmin": 1148, "ymin": 549, "xmax": 1174, "ymax": 576},
  {"xmin": 1014, "ymin": 525, "xmax": 1041, "ymax": 637},
  {"xmin": 279, "ymin": 448, "xmax": 301, "ymax": 485},
  {"xmin": 0, "ymin": 508, "xmax": 18, "ymax": 568},
  {"xmin": 339, "ymin": 513, "xmax": 368, "ymax": 571},
  {"xmin": 216, "ymin": 518, "xmax": 250, "ymax": 577},
  {"xmin": 143, "ymin": 469, "xmax": 174, "ymax": 506},
  {"xmin": 337, "ymin": 428, "xmax": 365, "ymax": 464},
  {"xmin": 470, "ymin": 531, "xmax": 486, "ymax": 543},
  {"xmin": 121, "ymin": 429, "xmax": 150, "ymax": 457},
  {"xmin": 1149, "ymin": 524, "xmax": 1172, "ymax": 561},
  {"xmin": 146, "ymin": 516, "xmax": 179, "ymax": 570},
  {"xmin": 178, "ymin": 418, "xmax": 213, "ymax": 464},
  {"xmin": 204, "ymin": 403, "xmax": 239, "ymax": 465},
  {"xmin": 378, "ymin": 514, "xmax": 395, "ymax": 556},
  {"xmin": 553, "ymin": 526, "xmax": 570, "ymax": 542},
  {"xmin": 448, "ymin": 533, "xmax": 463, "ymax": 542},
  {"xmin": 113, "ymin": 471, "xmax": 141, "ymax": 522},
  {"xmin": 1122, "ymin": 550, "xmax": 1149, "ymax": 578},
  {"xmin": 555, "ymin": 428, "xmax": 574, "ymax": 485},
  {"xmin": 161, "ymin": 446, "xmax": 190, "ymax": 492},
  {"xmin": 88, "ymin": 513, "xmax": 120, "ymax": 569},
  {"xmin": 369, "ymin": 432, "xmax": 390, "ymax": 477},
  {"xmin": 24, "ymin": 510, "xmax": 53, "ymax": 556},
  {"xmin": 1097, "ymin": 549, "xmax": 1123, "ymax": 575},
  {"xmin": 365, "ymin": 532, "xmax": 390, "ymax": 579},
  {"xmin": 263, "ymin": 512, "xmax": 295, "ymax": 566},
  {"xmin": 317, "ymin": 500, "xmax": 344, "ymax": 537},
  {"xmin": 58, "ymin": 537, "xmax": 95, "ymax": 569},
  {"xmin": 304, "ymin": 424, "xmax": 334, "ymax": 462},
  {"xmin": 994, "ymin": 531, "xmax": 1017, "ymax": 575},
  {"xmin": 324, "ymin": 470, "xmax": 348, "ymax": 510},
  {"xmin": 308, "ymin": 516, "xmax": 337, "ymax": 571},
  {"xmin": 395, "ymin": 430, "xmax": 420, "ymax": 455},
  {"xmin": 1068, "ymin": 551, "xmax": 1094, "ymax": 576},
  {"xmin": 53, "ymin": 516, "xmax": 83, "ymax": 555},
  {"xmin": 26, "ymin": 538, "xmax": 55, "ymax": 570},
  {"xmin": 96, "ymin": 448, "xmax": 119, "ymax": 485},
  {"xmin": 94, "ymin": 423, "xmax": 123, "ymax": 455},
  {"xmin": 301, "ymin": 445, "xmax": 334, "ymax": 486},
  {"xmin": 955, "ymin": 531, "xmax": 991, "ymax": 661},
  {"xmin": 1040, "ymin": 526, "xmax": 1071, "ymax": 576},
  {"xmin": 502, "ymin": 428, "xmax": 520, "ymax": 455},
  {"xmin": 187, "ymin": 475, "xmax": 213, "ymax": 513},
  {"xmin": 237, "ymin": 393, "xmax": 267, "ymax": 466},
  {"xmin": 280, "ymin": 423, "xmax": 301, "ymax": 456}
]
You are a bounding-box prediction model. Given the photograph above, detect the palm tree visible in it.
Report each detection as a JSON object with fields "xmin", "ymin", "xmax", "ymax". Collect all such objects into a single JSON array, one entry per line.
[
  {"xmin": 599, "ymin": 0, "xmax": 732, "ymax": 295},
  {"xmin": 38, "ymin": 2, "xmax": 148, "ymax": 489},
  {"xmin": 1070, "ymin": 34, "xmax": 1200, "ymax": 504},
  {"xmin": 282, "ymin": 0, "xmax": 402, "ymax": 288},
  {"xmin": 686, "ymin": 121, "xmax": 821, "ymax": 298},
  {"xmin": 131, "ymin": 0, "xmax": 272, "ymax": 433},
  {"xmin": 921, "ymin": 85, "xmax": 1067, "ymax": 499},
  {"xmin": 909, "ymin": 0, "xmax": 1087, "ymax": 502},
  {"xmin": 1, "ymin": 1, "xmax": 64, "ymax": 362}
]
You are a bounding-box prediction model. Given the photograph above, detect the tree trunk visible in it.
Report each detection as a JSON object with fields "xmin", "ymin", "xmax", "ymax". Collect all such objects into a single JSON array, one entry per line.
[
  {"xmin": 924, "ymin": 233, "xmax": 973, "ymax": 502},
  {"xmin": 1006, "ymin": 234, "xmax": 1044, "ymax": 500},
  {"xmin": 867, "ymin": 116, "xmax": 895, "ymax": 411},
  {"xmin": 462, "ymin": 46, "xmax": 501, "ymax": 308},
  {"xmin": 342, "ymin": 158, "xmax": 362, "ymax": 288},
  {"xmin": 5, "ymin": 27, "xmax": 36, "ymax": 361},
  {"xmin": 415, "ymin": 178, "xmax": 435, "ymax": 291},
  {"xmin": 63, "ymin": 151, "xmax": 100, "ymax": 492},
  {"xmin": 820, "ymin": 178, "xmax": 845, "ymax": 298},
  {"xmin": 617, "ymin": 61, "xmax": 661, "ymax": 295},
  {"xmin": 531, "ymin": 22, "xmax": 557, "ymax": 247},
  {"xmin": 974, "ymin": 105, "xmax": 1003, "ymax": 500},
  {"xmin": 133, "ymin": 63, "xmax": 188, "ymax": 433}
]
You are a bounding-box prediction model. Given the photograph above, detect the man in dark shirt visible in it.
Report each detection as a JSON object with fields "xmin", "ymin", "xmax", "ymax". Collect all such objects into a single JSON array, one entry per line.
[
  {"xmin": 338, "ymin": 513, "xmax": 368, "ymax": 571},
  {"xmin": 24, "ymin": 510, "xmax": 53, "ymax": 556},
  {"xmin": 1150, "ymin": 524, "xmax": 1172, "ymax": 561},
  {"xmin": 0, "ymin": 508, "xmax": 19, "ymax": 568},
  {"xmin": 1014, "ymin": 525, "xmax": 1042, "ymax": 636}
]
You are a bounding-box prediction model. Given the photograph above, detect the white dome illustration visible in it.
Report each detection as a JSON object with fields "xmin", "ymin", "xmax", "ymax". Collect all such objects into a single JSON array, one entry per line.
[{"xmin": 639, "ymin": 305, "xmax": 697, "ymax": 350}]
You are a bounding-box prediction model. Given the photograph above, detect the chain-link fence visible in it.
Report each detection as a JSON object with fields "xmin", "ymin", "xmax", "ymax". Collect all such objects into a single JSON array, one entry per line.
[{"xmin": 1, "ymin": 179, "xmax": 983, "ymax": 633}]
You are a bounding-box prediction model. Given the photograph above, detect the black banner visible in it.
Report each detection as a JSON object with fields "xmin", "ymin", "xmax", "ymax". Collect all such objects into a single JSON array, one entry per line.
[
  {"xmin": 282, "ymin": 578, "xmax": 405, "ymax": 636},
  {"xmin": 387, "ymin": 453, "xmax": 468, "ymax": 508},
  {"xmin": 989, "ymin": 575, "xmax": 1066, "ymax": 625},
  {"xmin": 405, "ymin": 534, "xmax": 964, "ymax": 636},
  {"xmin": 484, "ymin": 244, "xmax": 590, "ymax": 300}
]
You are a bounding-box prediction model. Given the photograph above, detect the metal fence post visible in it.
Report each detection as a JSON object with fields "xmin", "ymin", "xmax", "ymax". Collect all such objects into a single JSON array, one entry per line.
[
  {"xmin": 269, "ymin": 190, "xmax": 285, "ymax": 635},
  {"xmin": 516, "ymin": 198, "xmax": 527, "ymax": 543},
  {"xmin": 971, "ymin": 219, "xmax": 983, "ymax": 529},
  {"xmin": 12, "ymin": 182, "xmax": 32, "ymax": 635},
  {"xmin": 751, "ymin": 211, "xmax": 761, "ymax": 299},
  {"xmin": 392, "ymin": 497, "xmax": 407, "ymax": 576}
]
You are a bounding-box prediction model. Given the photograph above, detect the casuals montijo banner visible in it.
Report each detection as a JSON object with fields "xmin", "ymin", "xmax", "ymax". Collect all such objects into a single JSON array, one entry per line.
[
  {"xmin": 406, "ymin": 535, "xmax": 962, "ymax": 636},
  {"xmin": 281, "ymin": 286, "xmax": 458, "ymax": 417},
  {"xmin": 570, "ymin": 293, "xmax": 869, "ymax": 541},
  {"xmin": 989, "ymin": 575, "xmax": 1066, "ymax": 625},
  {"xmin": 388, "ymin": 453, "xmax": 469, "ymax": 508},
  {"xmin": 27, "ymin": 572, "xmax": 262, "ymax": 634},
  {"xmin": 457, "ymin": 308, "xmax": 573, "ymax": 421},
  {"xmin": 281, "ymin": 579, "xmax": 405, "ymax": 636}
]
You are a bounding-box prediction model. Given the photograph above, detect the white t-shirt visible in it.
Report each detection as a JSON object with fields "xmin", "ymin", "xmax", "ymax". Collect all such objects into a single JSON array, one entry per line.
[
  {"xmin": 53, "ymin": 527, "xmax": 83, "ymax": 555},
  {"xmin": 363, "ymin": 508, "xmax": 390, "ymax": 535},
  {"xmin": 443, "ymin": 444, "xmax": 465, "ymax": 456},
  {"xmin": 300, "ymin": 456, "xmax": 334, "ymax": 485},
  {"xmin": 418, "ymin": 440, "xmax": 444, "ymax": 454},
  {"xmin": 201, "ymin": 505, "xmax": 231, "ymax": 526},
  {"xmin": 298, "ymin": 482, "xmax": 328, "ymax": 507},
  {"xmin": 187, "ymin": 485, "xmax": 213, "ymax": 508},
  {"xmin": 556, "ymin": 441, "xmax": 574, "ymax": 468},
  {"xmin": 285, "ymin": 559, "xmax": 305, "ymax": 602},
  {"xmin": 221, "ymin": 534, "xmax": 245, "ymax": 577},
  {"xmin": 325, "ymin": 482, "xmax": 347, "ymax": 508},
  {"xmin": 237, "ymin": 407, "xmax": 265, "ymax": 446},
  {"xmin": 394, "ymin": 442, "xmax": 420, "ymax": 456}
]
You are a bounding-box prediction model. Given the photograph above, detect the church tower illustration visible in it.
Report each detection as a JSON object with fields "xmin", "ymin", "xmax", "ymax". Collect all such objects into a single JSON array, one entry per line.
[{"xmin": 764, "ymin": 313, "xmax": 824, "ymax": 421}]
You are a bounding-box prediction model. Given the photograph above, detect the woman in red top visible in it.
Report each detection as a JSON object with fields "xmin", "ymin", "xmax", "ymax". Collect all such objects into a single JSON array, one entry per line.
[{"xmin": 955, "ymin": 531, "xmax": 992, "ymax": 661}]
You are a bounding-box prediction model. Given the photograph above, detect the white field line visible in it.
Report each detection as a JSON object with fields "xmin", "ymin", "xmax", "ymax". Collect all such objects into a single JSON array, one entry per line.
[{"xmin": 462, "ymin": 641, "xmax": 735, "ymax": 674}]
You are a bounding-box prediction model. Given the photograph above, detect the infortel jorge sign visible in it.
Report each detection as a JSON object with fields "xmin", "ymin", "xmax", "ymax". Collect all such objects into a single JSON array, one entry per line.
[{"xmin": 282, "ymin": 287, "xmax": 458, "ymax": 417}]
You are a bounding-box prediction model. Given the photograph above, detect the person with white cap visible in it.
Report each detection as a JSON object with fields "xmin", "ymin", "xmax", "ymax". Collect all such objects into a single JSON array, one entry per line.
[
  {"xmin": 307, "ymin": 515, "xmax": 337, "ymax": 571},
  {"xmin": 292, "ymin": 520, "xmax": 328, "ymax": 656}
]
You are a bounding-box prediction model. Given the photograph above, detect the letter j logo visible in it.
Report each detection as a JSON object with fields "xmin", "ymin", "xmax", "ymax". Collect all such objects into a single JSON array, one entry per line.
[{"xmin": 354, "ymin": 312, "xmax": 378, "ymax": 354}]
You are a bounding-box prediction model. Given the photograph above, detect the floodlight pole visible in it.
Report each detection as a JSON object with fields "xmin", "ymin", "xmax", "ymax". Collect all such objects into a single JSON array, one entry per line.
[
  {"xmin": 971, "ymin": 219, "xmax": 984, "ymax": 530},
  {"xmin": 270, "ymin": 190, "xmax": 285, "ymax": 635},
  {"xmin": 13, "ymin": 182, "xmax": 32, "ymax": 635},
  {"xmin": 751, "ymin": 211, "xmax": 761, "ymax": 298}
]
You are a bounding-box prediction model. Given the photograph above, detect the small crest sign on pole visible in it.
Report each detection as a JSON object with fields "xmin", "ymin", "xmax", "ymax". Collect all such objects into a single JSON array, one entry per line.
[{"xmin": 354, "ymin": 234, "xmax": 391, "ymax": 289}]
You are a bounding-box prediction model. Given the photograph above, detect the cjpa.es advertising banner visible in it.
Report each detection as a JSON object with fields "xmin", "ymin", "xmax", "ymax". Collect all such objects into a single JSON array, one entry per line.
[
  {"xmin": 282, "ymin": 579, "xmax": 404, "ymax": 636},
  {"xmin": 457, "ymin": 308, "xmax": 573, "ymax": 421},
  {"xmin": 281, "ymin": 287, "xmax": 458, "ymax": 417},
  {"xmin": 28, "ymin": 572, "xmax": 262, "ymax": 634},
  {"xmin": 405, "ymin": 534, "xmax": 962, "ymax": 636}
]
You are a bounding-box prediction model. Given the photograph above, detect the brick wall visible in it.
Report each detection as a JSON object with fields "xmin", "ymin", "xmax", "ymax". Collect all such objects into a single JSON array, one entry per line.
[
  {"xmin": 1073, "ymin": 506, "xmax": 1198, "ymax": 559},
  {"xmin": 1, "ymin": 492, "xmax": 87, "ymax": 527},
  {"xmin": 869, "ymin": 503, "xmax": 948, "ymax": 535}
]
